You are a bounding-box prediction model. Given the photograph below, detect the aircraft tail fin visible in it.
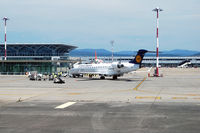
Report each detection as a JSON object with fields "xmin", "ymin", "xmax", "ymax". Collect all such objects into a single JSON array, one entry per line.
[
  {"xmin": 129, "ymin": 49, "xmax": 148, "ymax": 64},
  {"xmin": 95, "ymin": 50, "xmax": 97, "ymax": 60}
]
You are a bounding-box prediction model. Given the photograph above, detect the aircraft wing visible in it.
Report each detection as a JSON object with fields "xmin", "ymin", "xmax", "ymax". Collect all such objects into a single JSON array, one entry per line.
[
  {"xmin": 80, "ymin": 72, "xmax": 101, "ymax": 74},
  {"xmin": 77, "ymin": 71, "xmax": 106, "ymax": 75}
]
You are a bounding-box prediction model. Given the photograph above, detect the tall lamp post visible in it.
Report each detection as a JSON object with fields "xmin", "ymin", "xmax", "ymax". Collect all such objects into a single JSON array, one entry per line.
[
  {"xmin": 3, "ymin": 17, "xmax": 9, "ymax": 60},
  {"xmin": 153, "ymin": 7, "xmax": 163, "ymax": 77},
  {"xmin": 110, "ymin": 40, "xmax": 114, "ymax": 62}
]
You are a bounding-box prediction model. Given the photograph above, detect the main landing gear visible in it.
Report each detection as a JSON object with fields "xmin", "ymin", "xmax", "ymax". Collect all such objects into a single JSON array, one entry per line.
[
  {"xmin": 72, "ymin": 74, "xmax": 83, "ymax": 78},
  {"xmin": 89, "ymin": 74, "xmax": 93, "ymax": 79},
  {"xmin": 100, "ymin": 76, "xmax": 105, "ymax": 79},
  {"xmin": 112, "ymin": 75, "xmax": 118, "ymax": 80}
]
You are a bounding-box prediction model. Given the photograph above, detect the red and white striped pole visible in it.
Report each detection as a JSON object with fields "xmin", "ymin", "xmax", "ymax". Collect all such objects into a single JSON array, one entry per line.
[
  {"xmin": 3, "ymin": 17, "xmax": 9, "ymax": 60},
  {"xmin": 153, "ymin": 7, "xmax": 163, "ymax": 77}
]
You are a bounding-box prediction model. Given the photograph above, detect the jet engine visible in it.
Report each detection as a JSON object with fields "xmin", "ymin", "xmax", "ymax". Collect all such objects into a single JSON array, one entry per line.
[
  {"xmin": 117, "ymin": 64, "xmax": 124, "ymax": 68},
  {"xmin": 112, "ymin": 62, "xmax": 124, "ymax": 69}
]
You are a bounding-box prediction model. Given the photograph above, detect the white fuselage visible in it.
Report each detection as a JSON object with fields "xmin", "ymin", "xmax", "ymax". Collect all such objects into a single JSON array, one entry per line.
[{"xmin": 69, "ymin": 62, "xmax": 139, "ymax": 76}]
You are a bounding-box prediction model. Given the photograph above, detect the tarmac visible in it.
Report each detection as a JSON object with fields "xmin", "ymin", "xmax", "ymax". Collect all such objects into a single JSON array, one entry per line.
[{"xmin": 0, "ymin": 68, "xmax": 200, "ymax": 133}]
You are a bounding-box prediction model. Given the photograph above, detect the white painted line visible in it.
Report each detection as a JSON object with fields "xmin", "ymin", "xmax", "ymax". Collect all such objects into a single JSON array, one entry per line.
[{"xmin": 55, "ymin": 102, "xmax": 76, "ymax": 109}]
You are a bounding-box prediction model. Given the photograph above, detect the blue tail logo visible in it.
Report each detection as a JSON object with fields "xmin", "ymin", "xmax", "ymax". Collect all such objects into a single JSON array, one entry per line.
[{"xmin": 129, "ymin": 49, "xmax": 148, "ymax": 64}]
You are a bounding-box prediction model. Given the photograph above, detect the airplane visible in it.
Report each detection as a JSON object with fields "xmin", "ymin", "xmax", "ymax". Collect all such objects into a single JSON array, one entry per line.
[
  {"xmin": 92, "ymin": 50, "xmax": 103, "ymax": 64},
  {"xmin": 69, "ymin": 49, "xmax": 148, "ymax": 80}
]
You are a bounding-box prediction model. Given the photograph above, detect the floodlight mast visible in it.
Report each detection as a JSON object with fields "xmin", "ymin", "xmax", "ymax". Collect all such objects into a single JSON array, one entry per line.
[
  {"xmin": 3, "ymin": 17, "xmax": 9, "ymax": 60},
  {"xmin": 153, "ymin": 7, "xmax": 163, "ymax": 77},
  {"xmin": 110, "ymin": 40, "xmax": 114, "ymax": 62}
]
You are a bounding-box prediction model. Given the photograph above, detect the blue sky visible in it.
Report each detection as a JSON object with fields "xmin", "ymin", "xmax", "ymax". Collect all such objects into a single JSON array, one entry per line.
[{"xmin": 0, "ymin": 0, "xmax": 199, "ymax": 51}]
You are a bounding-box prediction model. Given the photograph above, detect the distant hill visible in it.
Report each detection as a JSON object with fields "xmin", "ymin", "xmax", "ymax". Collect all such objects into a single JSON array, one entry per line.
[
  {"xmin": 70, "ymin": 49, "xmax": 112, "ymax": 56},
  {"xmin": 193, "ymin": 52, "xmax": 200, "ymax": 56},
  {"xmin": 115, "ymin": 51, "xmax": 137, "ymax": 56},
  {"xmin": 69, "ymin": 49, "xmax": 200, "ymax": 57},
  {"xmin": 162, "ymin": 49, "xmax": 200, "ymax": 57}
]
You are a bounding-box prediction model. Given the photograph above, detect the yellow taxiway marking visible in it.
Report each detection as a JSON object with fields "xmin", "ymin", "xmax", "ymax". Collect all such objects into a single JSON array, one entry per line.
[
  {"xmin": 185, "ymin": 94, "xmax": 200, "ymax": 96},
  {"xmin": 55, "ymin": 102, "xmax": 76, "ymax": 109},
  {"xmin": 133, "ymin": 77, "xmax": 147, "ymax": 91},
  {"xmin": 172, "ymin": 97, "xmax": 188, "ymax": 99},
  {"xmin": 134, "ymin": 88, "xmax": 200, "ymax": 97},
  {"xmin": 135, "ymin": 96, "xmax": 161, "ymax": 100}
]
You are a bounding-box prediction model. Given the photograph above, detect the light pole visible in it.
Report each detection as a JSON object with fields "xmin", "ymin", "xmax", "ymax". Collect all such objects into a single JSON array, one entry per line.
[
  {"xmin": 3, "ymin": 17, "xmax": 9, "ymax": 60},
  {"xmin": 110, "ymin": 40, "xmax": 114, "ymax": 62},
  {"xmin": 153, "ymin": 7, "xmax": 163, "ymax": 77}
]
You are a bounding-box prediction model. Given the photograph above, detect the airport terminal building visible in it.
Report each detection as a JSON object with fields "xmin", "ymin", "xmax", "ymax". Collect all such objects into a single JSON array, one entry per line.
[{"xmin": 0, "ymin": 43, "xmax": 77, "ymax": 75}]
